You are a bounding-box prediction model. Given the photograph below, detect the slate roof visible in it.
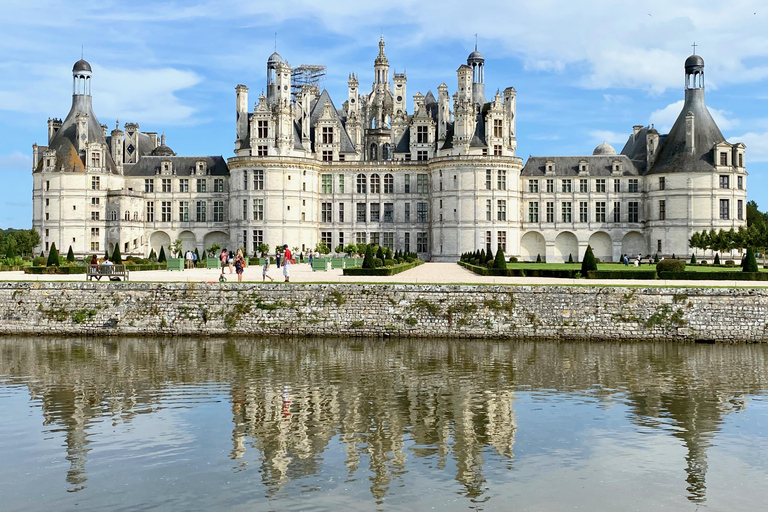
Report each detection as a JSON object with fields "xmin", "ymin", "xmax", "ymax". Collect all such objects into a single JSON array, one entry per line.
[
  {"xmin": 309, "ymin": 90, "xmax": 357, "ymax": 153},
  {"xmin": 521, "ymin": 155, "xmax": 640, "ymax": 177},
  {"xmin": 123, "ymin": 156, "xmax": 230, "ymax": 177}
]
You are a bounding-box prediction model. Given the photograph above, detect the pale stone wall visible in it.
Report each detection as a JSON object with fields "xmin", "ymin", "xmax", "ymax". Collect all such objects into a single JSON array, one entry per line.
[{"xmin": 1, "ymin": 282, "xmax": 765, "ymax": 342}]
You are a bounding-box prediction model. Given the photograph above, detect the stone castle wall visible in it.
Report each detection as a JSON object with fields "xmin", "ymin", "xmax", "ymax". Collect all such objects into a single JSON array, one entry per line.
[{"xmin": 1, "ymin": 282, "xmax": 765, "ymax": 342}]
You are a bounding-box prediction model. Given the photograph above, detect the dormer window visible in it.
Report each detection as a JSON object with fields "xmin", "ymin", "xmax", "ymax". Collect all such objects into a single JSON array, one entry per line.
[
  {"xmin": 90, "ymin": 151, "xmax": 100, "ymax": 168},
  {"xmin": 322, "ymin": 126, "xmax": 334, "ymax": 144},
  {"xmin": 197, "ymin": 161, "xmax": 206, "ymax": 174}
]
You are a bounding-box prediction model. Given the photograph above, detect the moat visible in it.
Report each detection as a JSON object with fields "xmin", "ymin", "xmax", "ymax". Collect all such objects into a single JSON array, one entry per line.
[{"xmin": 1, "ymin": 337, "xmax": 767, "ymax": 511}]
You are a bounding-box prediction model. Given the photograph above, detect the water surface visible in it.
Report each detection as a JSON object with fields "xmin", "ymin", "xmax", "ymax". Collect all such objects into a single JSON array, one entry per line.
[{"xmin": 1, "ymin": 337, "xmax": 767, "ymax": 511}]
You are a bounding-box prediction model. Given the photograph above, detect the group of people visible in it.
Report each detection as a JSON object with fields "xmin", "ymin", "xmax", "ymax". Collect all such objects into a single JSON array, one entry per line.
[
  {"xmin": 184, "ymin": 250, "xmax": 198, "ymax": 268},
  {"xmin": 622, "ymin": 253, "xmax": 655, "ymax": 266},
  {"xmin": 218, "ymin": 244, "xmax": 293, "ymax": 283}
]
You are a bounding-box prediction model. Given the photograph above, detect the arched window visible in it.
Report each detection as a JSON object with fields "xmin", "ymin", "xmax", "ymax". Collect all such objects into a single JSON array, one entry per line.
[
  {"xmin": 133, "ymin": 212, "xmax": 139, "ymax": 221},
  {"xmin": 370, "ymin": 144, "xmax": 377, "ymax": 160},
  {"xmin": 124, "ymin": 210, "xmax": 130, "ymax": 221},
  {"xmin": 370, "ymin": 174, "xmax": 380, "ymax": 193},
  {"xmin": 110, "ymin": 210, "xmax": 117, "ymax": 221},
  {"xmin": 384, "ymin": 174, "xmax": 394, "ymax": 194},
  {"xmin": 356, "ymin": 174, "xmax": 367, "ymax": 194},
  {"xmin": 383, "ymin": 143, "xmax": 391, "ymax": 160}
]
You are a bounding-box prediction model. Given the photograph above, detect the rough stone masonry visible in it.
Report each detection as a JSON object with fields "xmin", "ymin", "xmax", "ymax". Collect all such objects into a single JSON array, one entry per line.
[{"xmin": 1, "ymin": 282, "xmax": 766, "ymax": 342}]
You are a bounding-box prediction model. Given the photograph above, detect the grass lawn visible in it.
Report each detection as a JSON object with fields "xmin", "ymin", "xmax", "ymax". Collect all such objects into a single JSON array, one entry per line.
[{"xmin": 506, "ymin": 262, "xmax": 768, "ymax": 273}]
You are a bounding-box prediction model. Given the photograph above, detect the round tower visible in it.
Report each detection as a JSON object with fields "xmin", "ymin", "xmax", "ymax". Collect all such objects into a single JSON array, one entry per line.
[
  {"xmin": 685, "ymin": 53, "xmax": 704, "ymax": 89},
  {"xmin": 374, "ymin": 37, "xmax": 389, "ymax": 90},
  {"xmin": 72, "ymin": 59, "xmax": 92, "ymax": 96},
  {"xmin": 266, "ymin": 51, "xmax": 282, "ymax": 106},
  {"xmin": 467, "ymin": 46, "xmax": 485, "ymax": 104}
]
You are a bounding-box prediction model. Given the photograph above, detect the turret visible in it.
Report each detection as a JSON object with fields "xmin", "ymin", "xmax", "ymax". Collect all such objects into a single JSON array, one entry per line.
[
  {"xmin": 266, "ymin": 52, "xmax": 282, "ymax": 107},
  {"xmin": 437, "ymin": 83, "xmax": 450, "ymax": 142},
  {"xmin": 235, "ymin": 84, "xmax": 249, "ymax": 149},
  {"xmin": 457, "ymin": 65, "xmax": 472, "ymax": 103},
  {"xmin": 111, "ymin": 120, "xmax": 124, "ymax": 170},
  {"xmin": 374, "ymin": 37, "xmax": 390, "ymax": 93},
  {"xmin": 393, "ymin": 72, "xmax": 407, "ymax": 115},
  {"xmin": 467, "ymin": 46, "xmax": 486, "ymax": 105}
]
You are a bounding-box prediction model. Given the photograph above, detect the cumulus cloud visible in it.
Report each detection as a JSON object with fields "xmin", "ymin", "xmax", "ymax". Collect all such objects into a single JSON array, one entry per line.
[
  {"xmin": 589, "ymin": 130, "xmax": 627, "ymax": 146},
  {"xmin": 731, "ymin": 132, "xmax": 768, "ymax": 163}
]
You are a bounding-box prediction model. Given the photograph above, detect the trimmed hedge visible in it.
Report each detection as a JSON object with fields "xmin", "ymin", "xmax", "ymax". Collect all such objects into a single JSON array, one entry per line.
[
  {"xmin": 658, "ymin": 271, "xmax": 768, "ymax": 281},
  {"xmin": 343, "ymin": 260, "xmax": 423, "ymax": 276},
  {"xmin": 459, "ymin": 261, "xmax": 580, "ymax": 278},
  {"xmin": 587, "ymin": 270, "xmax": 657, "ymax": 280},
  {"xmin": 24, "ymin": 266, "xmax": 87, "ymax": 274},
  {"xmin": 124, "ymin": 263, "xmax": 166, "ymax": 271},
  {"xmin": 656, "ymin": 259, "xmax": 686, "ymax": 273}
]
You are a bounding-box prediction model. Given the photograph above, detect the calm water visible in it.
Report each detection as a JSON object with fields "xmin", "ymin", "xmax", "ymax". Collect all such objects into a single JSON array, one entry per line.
[{"xmin": 1, "ymin": 338, "xmax": 767, "ymax": 511}]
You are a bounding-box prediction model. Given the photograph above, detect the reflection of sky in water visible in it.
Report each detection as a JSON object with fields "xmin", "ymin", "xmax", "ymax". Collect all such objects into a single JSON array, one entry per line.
[{"xmin": 1, "ymin": 338, "xmax": 768, "ymax": 511}]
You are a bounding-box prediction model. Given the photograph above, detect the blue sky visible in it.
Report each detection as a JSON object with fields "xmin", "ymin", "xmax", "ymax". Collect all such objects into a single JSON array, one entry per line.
[{"xmin": 1, "ymin": 0, "xmax": 767, "ymax": 229}]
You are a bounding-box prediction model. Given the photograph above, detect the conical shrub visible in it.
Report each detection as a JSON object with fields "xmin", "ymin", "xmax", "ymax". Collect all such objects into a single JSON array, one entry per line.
[
  {"xmin": 112, "ymin": 244, "xmax": 122, "ymax": 264},
  {"xmin": 158, "ymin": 246, "xmax": 166, "ymax": 263},
  {"xmin": 743, "ymin": 247, "xmax": 758, "ymax": 273},
  {"xmin": 581, "ymin": 245, "xmax": 597, "ymax": 275},
  {"xmin": 493, "ymin": 245, "xmax": 507, "ymax": 270},
  {"xmin": 46, "ymin": 243, "xmax": 60, "ymax": 267},
  {"xmin": 66, "ymin": 245, "xmax": 75, "ymax": 262}
]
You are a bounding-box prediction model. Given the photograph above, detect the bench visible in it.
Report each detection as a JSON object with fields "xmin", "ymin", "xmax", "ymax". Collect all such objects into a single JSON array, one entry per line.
[{"xmin": 87, "ymin": 264, "xmax": 129, "ymax": 281}]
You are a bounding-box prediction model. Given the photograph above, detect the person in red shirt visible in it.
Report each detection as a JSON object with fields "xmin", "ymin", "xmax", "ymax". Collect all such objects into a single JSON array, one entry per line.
[{"xmin": 282, "ymin": 244, "xmax": 292, "ymax": 282}]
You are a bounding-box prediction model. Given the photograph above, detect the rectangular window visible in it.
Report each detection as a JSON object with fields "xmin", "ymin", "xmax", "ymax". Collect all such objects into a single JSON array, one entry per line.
[
  {"xmin": 356, "ymin": 203, "xmax": 366, "ymax": 222},
  {"xmin": 338, "ymin": 203, "xmax": 344, "ymax": 222},
  {"xmin": 253, "ymin": 199, "xmax": 264, "ymax": 221},
  {"xmin": 486, "ymin": 199, "xmax": 493, "ymax": 221},
  {"xmin": 257, "ymin": 120, "xmax": 268, "ymax": 138},
  {"xmin": 628, "ymin": 202, "xmax": 639, "ymax": 223},
  {"xmin": 738, "ymin": 176, "xmax": 743, "ymax": 190},
  {"xmin": 581, "ymin": 201, "xmax": 589, "ymax": 223},
  {"xmin": 417, "ymin": 174, "xmax": 428, "ymax": 194},
  {"xmin": 561, "ymin": 201, "xmax": 572, "ymax": 223},
  {"xmin": 90, "ymin": 242, "xmax": 99, "ymax": 251},
  {"xmin": 404, "ymin": 203, "xmax": 411, "ymax": 222},
  {"xmin": 370, "ymin": 203, "xmax": 380, "ymax": 222},
  {"xmin": 497, "ymin": 200, "xmax": 507, "ymax": 221},
  {"xmin": 144, "ymin": 179, "xmax": 153, "ymax": 193},
  {"xmin": 338, "ymin": 232, "xmax": 344, "ymax": 247},
  {"xmin": 738, "ymin": 199, "xmax": 744, "ymax": 220},
  {"xmin": 370, "ymin": 232, "xmax": 380, "ymax": 246},
  {"xmin": 403, "ymin": 174, "xmax": 410, "ymax": 193},
  {"xmin": 252, "ymin": 229, "xmax": 263, "ymax": 249},
  {"xmin": 370, "ymin": 174, "xmax": 380, "ymax": 194},
  {"xmin": 529, "ymin": 179, "xmax": 539, "ymax": 193},
  {"xmin": 196, "ymin": 179, "xmax": 207, "ymax": 193},
  {"xmin": 494, "ymin": 145, "xmax": 502, "ymax": 156},
  {"xmin": 493, "ymin": 118, "xmax": 503, "ymax": 138},
  {"xmin": 253, "ymin": 170, "xmax": 264, "ymax": 190},
  {"xmin": 528, "ymin": 202, "xmax": 539, "ymax": 222},
  {"xmin": 242, "ymin": 199, "xmax": 248, "ymax": 220},
  {"xmin": 417, "ymin": 125, "xmax": 428, "ymax": 143},
  {"xmin": 720, "ymin": 152, "xmax": 728, "ymax": 166},
  {"xmin": 613, "ymin": 201, "xmax": 621, "ymax": 223},
  {"xmin": 486, "ymin": 169, "xmax": 492, "ymax": 190},
  {"xmin": 322, "ymin": 150, "xmax": 332, "ymax": 162},
  {"xmin": 719, "ymin": 175, "xmax": 730, "ymax": 189},
  {"xmin": 179, "ymin": 178, "xmax": 189, "ymax": 193},
  {"xmin": 659, "ymin": 177, "xmax": 666, "ymax": 191},
  {"xmin": 659, "ymin": 200, "xmax": 666, "ymax": 221},
  {"xmin": 579, "ymin": 179, "xmax": 588, "ymax": 193},
  {"xmin": 485, "ymin": 231, "xmax": 492, "ymax": 252},
  {"xmin": 146, "ymin": 201, "xmax": 154, "ymax": 222},
  {"xmin": 546, "ymin": 179, "xmax": 554, "ymax": 193},
  {"xmin": 336, "ymin": 173, "xmax": 344, "ymax": 194},
  {"xmin": 546, "ymin": 201, "xmax": 554, "ymax": 223},
  {"xmin": 404, "ymin": 232, "xmax": 410, "ymax": 253},
  {"xmin": 214, "ymin": 178, "xmax": 224, "ymax": 192},
  {"xmin": 719, "ymin": 199, "xmax": 730, "ymax": 220},
  {"xmin": 417, "ymin": 202, "xmax": 428, "ymax": 223},
  {"xmin": 322, "ymin": 126, "xmax": 334, "ymax": 144},
  {"xmin": 321, "ymin": 174, "xmax": 333, "ymax": 194},
  {"xmin": 91, "ymin": 211, "xmax": 100, "ymax": 221},
  {"xmin": 593, "ymin": 179, "xmax": 606, "ymax": 193},
  {"xmin": 561, "ymin": 179, "xmax": 572, "ymax": 193},
  {"xmin": 91, "ymin": 176, "xmax": 100, "ymax": 190},
  {"xmin": 90, "ymin": 197, "xmax": 99, "ymax": 206},
  {"xmin": 628, "ymin": 179, "xmax": 639, "ymax": 193},
  {"xmin": 257, "ymin": 145, "xmax": 268, "ymax": 156},
  {"xmin": 498, "ymin": 231, "xmax": 506, "ymax": 252},
  {"xmin": 321, "ymin": 231, "xmax": 332, "ymax": 246},
  {"xmin": 196, "ymin": 201, "xmax": 206, "ymax": 222},
  {"xmin": 356, "ymin": 232, "xmax": 367, "ymax": 245},
  {"xmin": 162, "ymin": 178, "xmax": 171, "ymax": 193},
  {"xmin": 383, "ymin": 203, "xmax": 393, "ymax": 223},
  {"xmin": 383, "ymin": 232, "xmax": 394, "ymax": 250},
  {"xmin": 179, "ymin": 201, "xmax": 189, "ymax": 222},
  {"xmin": 321, "ymin": 202, "xmax": 332, "ymax": 222},
  {"xmin": 357, "ymin": 174, "xmax": 367, "ymax": 194},
  {"xmin": 383, "ymin": 174, "xmax": 394, "ymax": 194},
  {"xmin": 417, "ymin": 150, "xmax": 428, "ymax": 161},
  {"xmin": 161, "ymin": 201, "xmax": 171, "ymax": 222},
  {"xmin": 417, "ymin": 232, "xmax": 428, "ymax": 253},
  {"xmin": 497, "ymin": 170, "xmax": 507, "ymax": 191},
  {"xmin": 595, "ymin": 201, "xmax": 606, "ymax": 222},
  {"xmin": 242, "ymin": 170, "xmax": 249, "ymax": 190},
  {"xmin": 612, "ymin": 179, "xmax": 619, "ymax": 193}
]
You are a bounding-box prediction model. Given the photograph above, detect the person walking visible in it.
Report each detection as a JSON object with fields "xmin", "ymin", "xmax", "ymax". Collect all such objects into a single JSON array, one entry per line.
[
  {"xmin": 220, "ymin": 248, "xmax": 228, "ymax": 280},
  {"xmin": 262, "ymin": 252, "xmax": 274, "ymax": 282},
  {"xmin": 234, "ymin": 249, "xmax": 246, "ymax": 282},
  {"xmin": 276, "ymin": 249, "xmax": 281, "ymax": 269},
  {"xmin": 282, "ymin": 244, "xmax": 292, "ymax": 282},
  {"xmin": 228, "ymin": 250, "xmax": 235, "ymax": 274}
]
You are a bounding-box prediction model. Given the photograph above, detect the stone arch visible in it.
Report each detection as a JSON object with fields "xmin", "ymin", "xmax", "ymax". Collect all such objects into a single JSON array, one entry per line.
[
  {"xmin": 203, "ymin": 231, "xmax": 229, "ymax": 252},
  {"xmin": 621, "ymin": 231, "xmax": 646, "ymax": 258},
  {"xmin": 178, "ymin": 230, "xmax": 197, "ymax": 253},
  {"xmin": 554, "ymin": 231, "xmax": 578, "ymax": 263},
  {"xmin": 589, "ymin": 231, "xmax": 613, "ymax": 262},
  {"xmin": 520, "ymin": 231, "xmax": 545, "ymax": 261},
  {"xmin": 149, "ymin": 231, "xmax": 170, "ymax": 256}
]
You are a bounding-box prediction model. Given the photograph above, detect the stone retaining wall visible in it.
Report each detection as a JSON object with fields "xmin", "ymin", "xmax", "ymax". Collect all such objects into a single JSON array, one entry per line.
[{"xmin": 1, "ymin": 282, "xmax": 765, "ymax": 342}]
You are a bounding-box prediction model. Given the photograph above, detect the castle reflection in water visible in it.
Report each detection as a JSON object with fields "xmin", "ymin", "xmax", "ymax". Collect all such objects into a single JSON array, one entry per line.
[{"xmin": 1, "ymin": 338, "xmax": 766, "ymax": 504}]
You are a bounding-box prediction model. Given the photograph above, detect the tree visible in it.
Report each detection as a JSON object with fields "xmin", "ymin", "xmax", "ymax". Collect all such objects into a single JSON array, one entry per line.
[
  {"xmin": 206, "ymin": 243, "xmax": 222, "ymax": 257},
  {"xmin": 316, "ymin": 242, "xmax": 331, "ymax": 255},
  {"xmin": 376, "ymin": 246, "xmax": 385, "ymax": 261},
  {"xmin": 493, "ymin": 245, "xmax": 507, "ymax": 270},
  {"xmin": 362, "ymin": 245, "xmax": 374, "ymax": 268},
  {"xmin": 170, "ymin": 239, "xmax": 183, "ymax": 258},
  {"xmin": 714, "ymin": 253, "xmax": 720, "ymax": 265},
  {"xmin": 536, "ymin": 254, "xmax": 542, "ymax": 263},
  {"xmin": 256, "ymin": 243, "xmax": 270, "ymax": 257},
  {"xmin": 4, "ymin": 235, "xmax": 17, "ymax": 259},
  {"xmin": 581, "ymin": 245, "xmax": 597, "ymax": 275},
  {"xmin": 343, "ymin": 243, "xmax": 358, "ymax": 256},
  {"xmin": 486, "ymin": 245, "xmax": 494, "ymax": 265},
  {"xmin": 158, "ymin": 246, "xmax": 166, "ymax": 263},
  {"xmin": 148, "ymin": 249, "xmax": 157, "ymax": 262},
  {"xmin": 46, "ymin": 243, "xmax": 60, "ymax": 267},
  {"xmin": 194, "ymin": 247, "xmax": 200, "ymax": 262},
  {"xmin": 479, "ymin": 249, "xmax": 486, "ymax": 263},
  {"xmin": 743, "ymin": 247, "xmax": 759, "ymax": 273},
  {"xmin": 66, "ymin": 245, "xmax": 75, "ymax": 263},
  {"xmin": 112, "ymin": 244, "xmax": 122, "ymax": 264},
  {"xmin": 334, "ymin": 244, "xmax": 344, "ymax": 255},
  {"xmin": 747, "ymin": 200, "xmax": 767, "ymax": 230},
  {"xmin": 567, "ymin": 253, "xmax": 574, "ymax": 264},
  {"xmin": 690, "ymin": 253, "xmax": 696, "ymax": 265}
]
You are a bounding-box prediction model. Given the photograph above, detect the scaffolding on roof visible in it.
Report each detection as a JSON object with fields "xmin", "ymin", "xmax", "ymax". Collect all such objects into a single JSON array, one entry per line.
[{"xmin": 291, "ymin": 65, "xmax": 326, "ymax": 100}]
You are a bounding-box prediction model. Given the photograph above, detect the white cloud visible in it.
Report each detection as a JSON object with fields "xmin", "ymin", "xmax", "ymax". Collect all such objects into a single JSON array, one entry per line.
[
  {"xmin": 649, "ymin": 100, "xmax": 737, "ymax": 132},
  {"xmin": 589, "ymin": 130, "xmax": 627, "ymax": 147},
  {"xmin": 731, "ymin": 132, "xmax": 768, "ymax": 163},
  {"xmin": 0, "ymin": 152, "xmax": 32, "ymax": 170}
]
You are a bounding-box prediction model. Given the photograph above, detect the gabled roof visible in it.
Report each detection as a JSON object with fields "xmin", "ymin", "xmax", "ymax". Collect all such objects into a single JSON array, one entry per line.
[
  {"xmin": 123, "ymin": 156, "xmax": 230, "ymax": 177},
  {"xmin": 310, "ymin": 89, "xmax": 357, "ymax": 153}
]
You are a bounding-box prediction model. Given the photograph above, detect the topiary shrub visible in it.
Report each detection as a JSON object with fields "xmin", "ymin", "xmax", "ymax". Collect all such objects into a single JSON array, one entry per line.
[
  {"xmin": 363, "ymin": 246, "xmax": 374, "ymax": 269},
  {"xmin": 494, "ymin": 245, "xmax": 507, "ymax": 270},
  {"xmin": 486, "ymin": 246, "xmax": 494, "ymax": 266},
  {"xmin": 111, "ymin": 244, "xmax": 122, "ymax": 264},
  {"xmin": 33, "ymin": 256, "xmax": 46, "ymax": 266},
  {"xmin": 656, "ymin": 258, "xmax": 686, "ymax": 273},
  {"xmin": 690, "ymin": 254, "xmax": 696, "ymax": 265},
  {"xmin": 509, "ymin": 256, "xmax": 518, "ymax": 263},
  {"xmin": 158, "ymin": 246, "xmax": 166, "ymax": 263},
  {"xmin": 743, "ymin": 247, "xmax": 758, "ymax": 273},
  {"xmin": 725, "ymin": 260, "xmax": 735, "ymax": 267},
  {"xmin": 46, "ymin": 243, "xmax": 60, "ymax": 267},
  {"xmin": 148, "ymin": 249, "xmax": 157, "ymax": 262},
  {"xmin": 373, "ymin": 258, "xmax": 383, "ymax": 268},
  {"xmin": 536, "ymin": 254, "xmax": 542, "ymax": 263},
  {"xmin": 384, "ymin": 259, "xmax": 396, "ymax": 267},
  {"xmin": 580, "ymin": 245, "xmax": 597, "ymax": 275},
  {"xmin": 714, "ymin": 253, "xmax": 720, "ymax": 265},
  {"xmin": 66, "ymin": 246, "xmax": 75, "ymax": 263},
  {"xmin": 568, "ymin": 253, "xmax": 574, "ymax": 264}
]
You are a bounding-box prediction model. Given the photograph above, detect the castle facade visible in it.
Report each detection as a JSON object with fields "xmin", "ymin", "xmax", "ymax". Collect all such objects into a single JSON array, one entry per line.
[{"xmin": 31, "ymin": 42, "xmax": 747, "ymax": 262}]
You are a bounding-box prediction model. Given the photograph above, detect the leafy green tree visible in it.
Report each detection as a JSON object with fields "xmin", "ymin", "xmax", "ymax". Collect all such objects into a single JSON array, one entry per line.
[
  {"xmin": 743, "ymin": 247, "xmax": 759, "ymax": 273},
  {"xmin": 580, "ymin": 245, "xmax": 597, "ymax": 275},
  {"xmin": 4, "ymin": 235, "xmax": 17, "ymax": 259},
  {"xmin": 316, "ymin": 242, "xmax": 331, "ymax": 255},
  {"xmin": 343, "ymin": 243, "xmax": 358, "ymax": 256},
  {"xmin": 493, "ymin": 245, "xmax": 507, "ymax": 270},
  {"xmin": 46, "ymin": 243, "xmax": 60, "ymax": 267},
  {"xmin": 747, "ymin": 200, "xmax": 767, "ymax": 229},
  {"xmin": 66, "ymin": 245, "xmax": 75, "ymax": 262},
  {"xmin": 158, "ymin": 246, "xmax": 166, "ymax": 263},
  {"xmin": 112, "ymin": 244, "xmax": 122, "ymax": 264}
]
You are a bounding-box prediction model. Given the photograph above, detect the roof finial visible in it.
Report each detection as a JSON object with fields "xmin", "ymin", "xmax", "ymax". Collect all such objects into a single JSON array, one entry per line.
[
  {"xmin": 274, "ymin": 32, "xmax": 277, "ymax": 52},
  {"xmin": 474, "ymin": 34, "xmax": 478, "ymax": 51},
  {"xmin": 691, "ymin": 42, "xmax": 697, "ymax": 54},
  {"xmin": 81, "ymin": 45, "xmax": 83, "ymax": 59}
]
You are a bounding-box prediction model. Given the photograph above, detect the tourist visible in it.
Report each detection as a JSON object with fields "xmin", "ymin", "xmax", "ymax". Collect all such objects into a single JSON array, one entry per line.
[
  {"xmin": 101, "ymin": 257, "xmax": 113, "ymax": 267},
  {"xmin": 228, "ymin": 250, "xmax": 235, "ymax": 274},
  {"xmin": 282, "ymin": 244, "xmax": 292, "ymax": 282},
  {"xmin": 623, "ymin": 254, "xmax": 629, "ymax": 266},
  {"xmin": 192, "ymin": 251, "xmax": 198, "ymax": 268},
  {"xmin": 262, "ymin": 252, "xmax": 274, "ymax": 282},
  {"xmin": 220, "ymin": 248, "xmax": 228, "ymax": 278},
  {"xmin": 89, "ymin": 254, "xmax": 98, "ymax": 266},
  {"xmin": 185, "ymin": 250, "xmax": 193, "ymax": 269},
  {"xmin": 234, "ymin": 249, "xmax": 246, "ymax": 282},
  {"xmin": 308, "ymin": 252, "xmax": 314, "ymax": 267}
]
